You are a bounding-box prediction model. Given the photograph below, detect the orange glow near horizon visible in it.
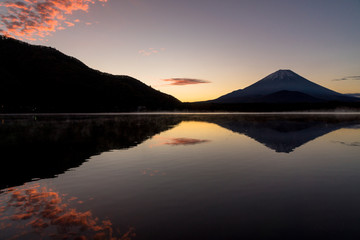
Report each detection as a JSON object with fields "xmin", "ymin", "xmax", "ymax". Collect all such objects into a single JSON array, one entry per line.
[{"xmin": 154, "ymin": 121, "xmax": 225, "ymax": 141}]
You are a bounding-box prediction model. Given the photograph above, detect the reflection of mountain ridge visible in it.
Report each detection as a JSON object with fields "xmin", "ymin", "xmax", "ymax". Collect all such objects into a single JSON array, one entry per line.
[
  {"xmin": 1, "ymin": 114, "xmax": 360, "ymax": 189},
  {"xmin": 0, "ymin": 115, "xmax": 181, "ymax": 189},
  {"xmin": 206, "ymin": 115, "xmax": 360, "ymax": 153}
]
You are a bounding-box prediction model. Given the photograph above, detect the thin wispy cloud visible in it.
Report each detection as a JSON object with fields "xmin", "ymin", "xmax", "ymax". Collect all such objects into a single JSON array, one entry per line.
[
  {"xmin": 0, "ymin": 0, "xmax": 107, "ymax": 41},
  {"xmin": 138, "ymin": 47, "xmax": 165, "ymax": 56},
  {"xmin": 346, "ymin": 93, "xmax": 360, "ymax": 98},
  {"xmin": 332, "ymin": 141, "xmax": 360, "ymax": 147},
  {"xmin": 64, "ymin": 21, "xmax": 75, "ymax": 27},
  {"xmin": 142, "ymin": 168, "xmax": 166, "ymax": 177},
  {"xmin": 162, "ymin": 78, "xmax": 211, "ymax": 86},
  {"xmin": 333, "ymin": 76, "xmax": 360, "ymax": 81}
]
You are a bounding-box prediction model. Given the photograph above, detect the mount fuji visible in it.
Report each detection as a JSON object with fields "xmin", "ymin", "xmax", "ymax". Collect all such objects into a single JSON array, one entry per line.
[{"xmin": 212, "ymin": 70, "xmax": 358, "ymax": 103}]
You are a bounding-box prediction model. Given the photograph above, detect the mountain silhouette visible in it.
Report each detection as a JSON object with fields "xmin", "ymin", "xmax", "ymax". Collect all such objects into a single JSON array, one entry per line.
[
  {"xmin": 213, "ymin": 70, "xmax": 358, "ymax": 103},
  {"xmin": 0, "ymin": 36, "xmax": 181, "ymax": 112}
]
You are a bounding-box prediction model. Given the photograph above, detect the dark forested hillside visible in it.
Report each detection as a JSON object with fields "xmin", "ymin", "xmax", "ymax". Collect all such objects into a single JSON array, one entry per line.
[{"xmin": 0, "ymin": 36, "xmax": 181, "ymax": 112}]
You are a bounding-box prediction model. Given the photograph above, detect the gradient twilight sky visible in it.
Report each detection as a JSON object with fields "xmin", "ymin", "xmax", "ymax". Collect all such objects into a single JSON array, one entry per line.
[{"xmin": 1, "ymin": 0, "xmax": 360, "ymax": 102}]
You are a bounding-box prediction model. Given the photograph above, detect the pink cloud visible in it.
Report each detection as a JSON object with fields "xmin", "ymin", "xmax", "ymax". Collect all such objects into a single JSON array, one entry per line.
[
  {"xmin": 142, "ymin": 168, "xmax": 166, "ymax": 177},
  {"xmin": 0, "ymin": 0, "xmax": 107, "ymax": 41},
  {"xmin": 162, "ymin": 78, "xmax": 211, "ymax": 86},
  {"xmin": 138, "ymin": 47, "xmax": 165, "ymax": 56},
  {"xmin": 64, "ymin": 21, "xmax": 74, "ymax": 27}
]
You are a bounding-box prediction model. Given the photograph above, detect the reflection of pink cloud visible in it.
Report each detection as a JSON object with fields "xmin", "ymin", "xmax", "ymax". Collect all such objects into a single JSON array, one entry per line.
[
  {"xmin": 0, "ymin": 206, "xmax": 6, "ymax": 213},
  {"xmin": 68, "ymin": 196, "xmax": 78, "ymax": 201},
  {"xmin": 0, "ymin": 0, "xmax": 107, "ymax": 41},
  {"xmin": 162, "ymin": 78, "xmax": 211, "ymax": 86},
  {"xmin": 165, "ymin": 138, "xmax": 211, "ymax": 145},
  {"xmin": 150, "ymin": 136, "xmax": 211, "ymax": 147},
  {"xmin": 0, "ymin": 185, "xmax": 135, "ymax": 239}
]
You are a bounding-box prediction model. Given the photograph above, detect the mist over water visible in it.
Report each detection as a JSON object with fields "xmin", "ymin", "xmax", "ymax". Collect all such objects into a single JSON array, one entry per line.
[{"xmin": 1, "ymin": 113, "xmax": 360, "ymax": 240}]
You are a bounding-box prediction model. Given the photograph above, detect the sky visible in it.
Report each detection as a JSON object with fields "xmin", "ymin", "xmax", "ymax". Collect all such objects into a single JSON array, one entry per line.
[{"xmin": 1, "ymin": 0, "xmax": 360, "ymax": 102}]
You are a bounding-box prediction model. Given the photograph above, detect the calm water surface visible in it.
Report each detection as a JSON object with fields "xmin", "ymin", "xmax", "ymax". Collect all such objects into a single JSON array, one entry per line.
[{"xmin": 1, "ymin": 113, "xmax": 360, "ymax": 240}]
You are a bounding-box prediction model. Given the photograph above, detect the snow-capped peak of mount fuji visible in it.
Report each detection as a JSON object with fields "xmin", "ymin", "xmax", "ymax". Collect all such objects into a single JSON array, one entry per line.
[{"xmin": 213, "ymin": 70, "xmax": 357, "ymax": 103}]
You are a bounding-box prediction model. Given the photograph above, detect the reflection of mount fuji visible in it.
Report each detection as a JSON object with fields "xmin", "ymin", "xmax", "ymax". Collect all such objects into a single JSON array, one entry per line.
[
  {"xmin": 1, "ymin": 114, "xmax": 359, "ymax": 189},
  {"xmin": 207, "ymin": 115, "xmax": 360, "ymax": 153}
]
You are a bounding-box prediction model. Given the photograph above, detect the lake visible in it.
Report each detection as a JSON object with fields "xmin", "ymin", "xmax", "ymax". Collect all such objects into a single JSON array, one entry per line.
[{"xmin": 1, "ymin": 113, "xmax": 360, "ymax": 240}]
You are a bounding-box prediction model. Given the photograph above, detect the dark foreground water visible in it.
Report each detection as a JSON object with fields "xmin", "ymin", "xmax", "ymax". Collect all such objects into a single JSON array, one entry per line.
[{"xmin": 1, "ymin": 113, "xmax": 360, "ymax": 240}]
